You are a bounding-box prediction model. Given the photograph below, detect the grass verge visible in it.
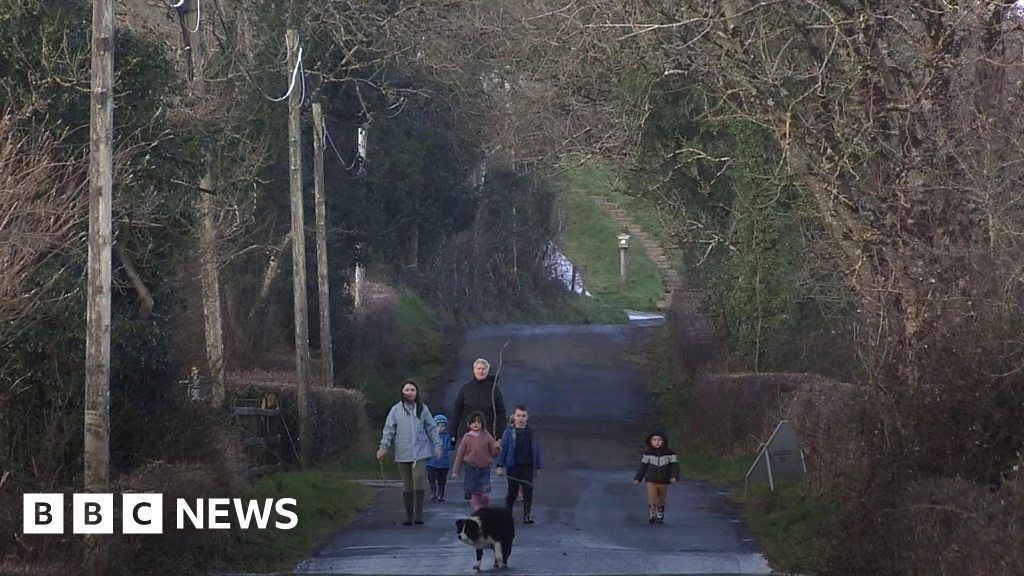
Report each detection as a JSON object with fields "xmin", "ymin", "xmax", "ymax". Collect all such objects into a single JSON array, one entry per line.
[
  {"xmin": 742, "ymin": 482, "xmax": 836, "ymax": 574},
  {"xmin": 227, "ymin": 464, "xmax": 375, "ymax": 573},
  {"xmin": 329, "ymin": 435, "xmax": 404, "ymax": 480}
]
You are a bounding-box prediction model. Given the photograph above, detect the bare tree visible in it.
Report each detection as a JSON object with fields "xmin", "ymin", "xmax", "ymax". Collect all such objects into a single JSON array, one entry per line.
[
  {"xmin": 182, "ymin": 0, "xmax": 227, "ymax": 408},
  {"xmin": 0, "ymin": 115, "xmax": 87, "ymax": 346}
]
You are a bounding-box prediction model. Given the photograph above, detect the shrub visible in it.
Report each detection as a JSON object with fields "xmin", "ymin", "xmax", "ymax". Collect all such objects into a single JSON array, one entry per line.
[
  {"xmin": 831, "ymin": 474, "xmax": 1024, "ymax": 575},
  {"xmin": 682, "ymin": 372, "xmax": 823, "ymax": 455},
  {"xmin": 0, "ymin": 396, "xmax": 245, "ymax": 575},
  {"xmin": 667, "ymin": 291, "xmax": 720, "ymax": 380},
  {"xmin": 108, "ymin": 426, "xmax": 246, "ymax": 576},
  {"xmin": 770, "ymin": 379, "xmax": 867, "ymax": 496}
]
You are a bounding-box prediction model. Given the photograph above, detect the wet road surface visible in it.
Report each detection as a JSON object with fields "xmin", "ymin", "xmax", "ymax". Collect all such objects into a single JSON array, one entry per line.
[{"xmin": 296, "ymin": 324, "xmax": 772, "ymax": 575}]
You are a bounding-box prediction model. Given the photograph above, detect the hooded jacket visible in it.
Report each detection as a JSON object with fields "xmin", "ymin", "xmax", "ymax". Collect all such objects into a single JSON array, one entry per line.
[
  {"xmin": 634, "ymin": 432, "xmax": 681, "ymax": 485},
  {"xmin": 450, "ymin": 375, "xmax": 506, "ymax": 440},
  {"xmin": 379, "ymin": 401, "xmax": 443, "ymax": 463},
  {"xmin": 427, "ymin": 414, "xmax": 453, "ymax": 468}
]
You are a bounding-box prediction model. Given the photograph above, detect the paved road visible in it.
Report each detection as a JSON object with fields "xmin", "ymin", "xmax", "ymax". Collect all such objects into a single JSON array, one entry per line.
[{"xmin": 296, "ymin": 324, "xmax": 771, "ymax": 575}]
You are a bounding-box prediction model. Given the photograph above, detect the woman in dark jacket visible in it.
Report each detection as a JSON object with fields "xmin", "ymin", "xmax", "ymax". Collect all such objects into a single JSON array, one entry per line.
[
  {"xmin": 450, "ymin": 358, "xmax": 507, "ymax": 500},
  {"xmin": 450, "ymin": 358, "xmax": 507, "ymax": 442}
]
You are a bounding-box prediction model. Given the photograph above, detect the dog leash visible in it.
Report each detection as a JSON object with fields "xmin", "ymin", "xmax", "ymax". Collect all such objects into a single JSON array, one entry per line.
[
  {"xmin": 502, "ymin": 471, "xmax": 535, "ymax": 487},
  {"xmin": 377, "ymin": 457, "xmax": 403, "ymax": 488}
]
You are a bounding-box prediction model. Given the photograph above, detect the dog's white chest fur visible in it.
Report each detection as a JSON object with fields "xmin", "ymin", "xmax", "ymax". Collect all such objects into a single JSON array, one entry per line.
[{"xmin": 465, "ymin": 535, "xmax": 498, "ymax": 550}]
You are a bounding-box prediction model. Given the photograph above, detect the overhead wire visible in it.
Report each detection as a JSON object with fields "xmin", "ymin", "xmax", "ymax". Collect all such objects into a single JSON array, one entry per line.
[{"xmin": 163, "ymin": 3, "xmax": 322, "ymax": 113}]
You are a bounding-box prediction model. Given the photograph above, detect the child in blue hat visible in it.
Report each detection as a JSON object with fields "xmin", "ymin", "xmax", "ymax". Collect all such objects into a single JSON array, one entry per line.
[{"xmin": 427, "ymin": 413, "xmax": 454, "ymax": 501}]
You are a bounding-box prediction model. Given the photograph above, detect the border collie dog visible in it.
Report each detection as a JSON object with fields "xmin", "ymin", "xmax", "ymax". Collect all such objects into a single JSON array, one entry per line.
[{"xmin": 455, "ymin": 507, "xmax": 516, "ymax": 570}]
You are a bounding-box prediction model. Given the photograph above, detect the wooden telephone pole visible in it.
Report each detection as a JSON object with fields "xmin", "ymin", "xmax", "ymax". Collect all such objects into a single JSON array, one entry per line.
[
  {"xmin": 85, "ymin": 0, "xmax": 113, "ymax": 573},
  {"xmin": 185, "ymin": 0, "xmax": 226, "ymax": 409},
  {"xmin": 312, "ymin": 103, "xmax": 334, "ymax": 388},
  {"xmin": 286, "ymin": 29, "xmax": 312, "ymax": 468}
]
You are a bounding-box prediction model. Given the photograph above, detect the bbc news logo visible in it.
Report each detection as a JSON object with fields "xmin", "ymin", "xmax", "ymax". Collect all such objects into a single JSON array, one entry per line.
[{"xmin": 23, "ymin": 494, "xmax": 298, "ymax": 534}]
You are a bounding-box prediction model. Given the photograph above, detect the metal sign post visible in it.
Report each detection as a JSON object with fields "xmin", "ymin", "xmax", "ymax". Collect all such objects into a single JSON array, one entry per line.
[{"xmin": 744, "ymin": 420, "xmax": 806, "ymax": 496}]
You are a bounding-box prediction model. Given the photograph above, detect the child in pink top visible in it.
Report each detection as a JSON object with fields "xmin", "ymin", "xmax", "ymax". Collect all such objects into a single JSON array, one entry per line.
[{"xmin": 451, "ymin": 411, "xmax": 501, "ymax": 510}]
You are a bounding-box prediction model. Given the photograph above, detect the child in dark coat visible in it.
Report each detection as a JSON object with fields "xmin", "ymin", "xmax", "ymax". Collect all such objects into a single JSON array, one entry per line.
[
  {"xmin": 633, "ymin": 431, "xmax": 680, "ymax": 524},
  {"xmin": 496, "ymin": 405, "xmax": 542, "ymax": 524}
]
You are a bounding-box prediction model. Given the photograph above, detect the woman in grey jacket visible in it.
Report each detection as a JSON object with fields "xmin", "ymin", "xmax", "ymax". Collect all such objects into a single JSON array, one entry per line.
[{"xmin": 376, "ymin": 380, "xmax": 444, "ymax": 525}]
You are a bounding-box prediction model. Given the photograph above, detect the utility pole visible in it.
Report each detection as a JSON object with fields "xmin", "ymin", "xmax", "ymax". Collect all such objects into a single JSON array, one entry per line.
[
  {"xmin": 186, "ymin": 0, "xmax": 226, "ymax": 409},
  {"xmin": 286, "ymin": 29, "xmax": 312, "ymax": 468},
  {"xmin": 85, "ymin": 0, "xmax": 113, "ymax": 573},
  {"xmin": 312, "ymin": 103, "xmax": 334, "ymax": 388}
]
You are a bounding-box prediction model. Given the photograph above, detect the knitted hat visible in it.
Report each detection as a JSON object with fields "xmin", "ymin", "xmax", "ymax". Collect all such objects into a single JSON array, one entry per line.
[{"xmin": 434, "ymin": 414, "xmax": 449, "ymax": 425}]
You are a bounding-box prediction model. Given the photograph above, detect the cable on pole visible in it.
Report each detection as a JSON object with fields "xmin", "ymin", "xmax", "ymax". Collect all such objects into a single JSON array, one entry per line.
[
  {"xmin": 266, "ymin": 45, "xmax": 303, "ymax": 103},
  {"xmin": 189, "ymin": 0, "xmax": 201, "ymax": 34}
]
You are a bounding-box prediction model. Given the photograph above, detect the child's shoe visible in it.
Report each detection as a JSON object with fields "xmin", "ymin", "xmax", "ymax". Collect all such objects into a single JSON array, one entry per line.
[
  {"xmin": 656, "ymin": 507, "xmax": 665, "ymax": 524},
  {"xmin": 523, "ymin": 504, "xmax": 534, "ymax": 524},
  {"xmin": 429, "ymin": 487, "xmax": 437, "ymax": 502}
]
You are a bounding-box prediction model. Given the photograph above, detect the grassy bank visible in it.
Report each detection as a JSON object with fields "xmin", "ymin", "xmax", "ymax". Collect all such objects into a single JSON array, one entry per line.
[
  {"xmin": 562, "ymin": 162, "xmax": 686, "ymax": 275},
  {"xmin": 558, "ymin": 165, "xmax": 666, "ymax": 312},
  {"xmin": 227, "ymin": 464, "xmax": 375, "ymax": 572},
  {"xmin": 650, "ymin": 324, "xmax": 834, "ymax": 573},
  {"xmin": 351, "ymin": 286, "xmax": 451, "ymax": 423}
]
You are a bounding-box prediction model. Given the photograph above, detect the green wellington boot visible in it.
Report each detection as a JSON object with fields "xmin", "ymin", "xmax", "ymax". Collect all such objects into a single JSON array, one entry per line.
[{"xmin": 402, "ymin": 491, "xmax": 414, "ymax": 526}]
